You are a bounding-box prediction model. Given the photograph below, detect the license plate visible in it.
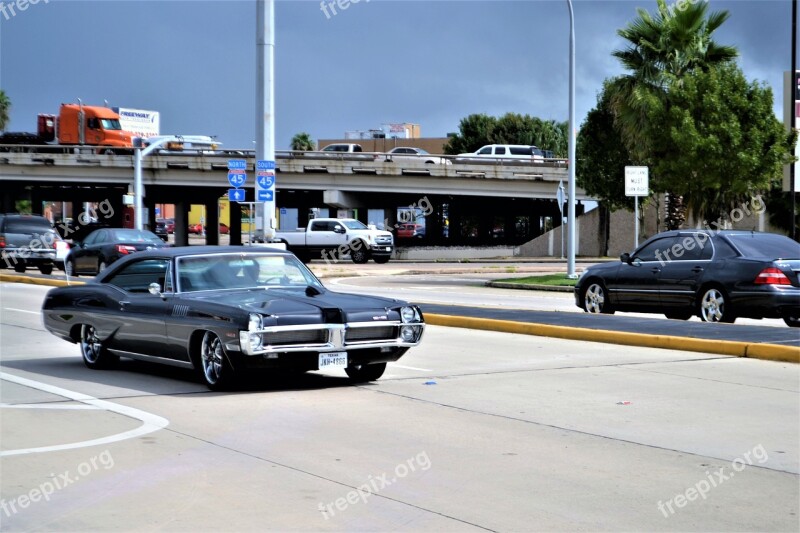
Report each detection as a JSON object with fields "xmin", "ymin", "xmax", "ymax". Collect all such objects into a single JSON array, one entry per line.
[{"xmin": 319, "ymin": 351, "xmax": 348, "ymax": 369}]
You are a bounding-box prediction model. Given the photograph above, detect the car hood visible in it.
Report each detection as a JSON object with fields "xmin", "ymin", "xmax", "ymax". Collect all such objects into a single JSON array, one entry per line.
[{"xmin": 183, "ymin": 288, "xmax": 408, "ymax": 325}]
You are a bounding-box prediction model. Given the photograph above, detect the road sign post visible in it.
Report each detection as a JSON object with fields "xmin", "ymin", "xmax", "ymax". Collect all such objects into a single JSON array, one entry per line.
[{"xmin": 625, "ymin": 166, "xmax": 649, "ymax": 248}]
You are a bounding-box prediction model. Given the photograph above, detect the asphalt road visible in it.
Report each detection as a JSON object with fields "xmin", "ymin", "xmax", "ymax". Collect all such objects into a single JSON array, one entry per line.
[{"xmin": 1, "ymin": 283, "xmax": 798, "ymax": 531}]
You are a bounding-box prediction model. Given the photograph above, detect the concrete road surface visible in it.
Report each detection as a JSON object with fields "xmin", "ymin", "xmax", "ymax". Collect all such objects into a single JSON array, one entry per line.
[{"xmin": 0, "ymin": 283, "xmax": 798, "ymax": 531}]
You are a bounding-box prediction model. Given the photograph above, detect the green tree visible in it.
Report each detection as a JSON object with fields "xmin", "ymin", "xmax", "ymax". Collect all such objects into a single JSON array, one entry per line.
[
  {"xmin": 444, "ymin": 113, "xmax": 568, "ymax": 156},
  {"xmin": 646, "ymin": 63, "xmax": 795, "ymax": 224},
  {"xmin": 290, "ymin": 132, "xmax": 314, "ymax": 151},
  {"xmin": 0, "ymin": 90, "xmax": 10, "ymax": 132},
  {"xmin": 577, "ymin": 80, "xmax": 635, "ymax": 212},
  {"xmin": 444, "ymin": 114, "xmax": 496, "ymax": 154},
  {"xmin": 610, "ymin": 0, "xmax": 738, "ymax": 228}
]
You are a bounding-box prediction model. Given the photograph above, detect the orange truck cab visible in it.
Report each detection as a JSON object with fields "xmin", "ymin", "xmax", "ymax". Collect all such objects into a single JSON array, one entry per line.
[{"xmin": 43, "ymin": 103, "xmax": 134, "ymax": 148}]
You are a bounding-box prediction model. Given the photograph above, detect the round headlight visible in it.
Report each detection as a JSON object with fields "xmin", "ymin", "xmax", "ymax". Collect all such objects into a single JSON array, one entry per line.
[
  {"xmin": 400, "ymin": 326, "xmax": 416, "ymax": 342},
  {"xmin": 400, "ymin": 306, "xmax": 417, "ymax": 323}
]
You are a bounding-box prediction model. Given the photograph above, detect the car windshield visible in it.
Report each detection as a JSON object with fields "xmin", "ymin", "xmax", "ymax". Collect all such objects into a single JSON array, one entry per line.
[
  {"xmin": 176, "ymin": 253, "xmax": 323, "ymax": 292},
  {"xmin": 112, "ymin": 229, "xmax": 163, "ymax": 243},
  {"xmin": 101, "ymin": 118, "xmax": 122, "ymax": 130},
  {"xmin": 725, "ymin": 233, "xmax": 800, "ymax": 259},
  {"xmin": 342, "ymin": 220, "xmax": 368, "ymax": 230}
]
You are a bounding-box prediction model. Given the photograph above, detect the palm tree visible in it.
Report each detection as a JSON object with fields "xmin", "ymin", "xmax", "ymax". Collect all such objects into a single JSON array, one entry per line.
[
  {"xmin": 290, "ymin": 132, "xmax": 314, "ymax": 151},
  {"xmin": 0, "ymin": 90, "xmax": 10, "ymax": 132},
  {"xmin": 610, "ymin": 0, "xmax": 738, "ymax": 229}
]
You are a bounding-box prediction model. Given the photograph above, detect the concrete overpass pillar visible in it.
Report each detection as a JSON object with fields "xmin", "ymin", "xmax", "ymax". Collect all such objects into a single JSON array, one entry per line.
[
  {"xmin": 205, "ymin": 199, "xmax": 219, "ymax": 246},
  {"xmin": 30, "ymin": 190, "xmax": 43, "ymax": 215},
  {"xmin": 229, "ymin": 201, "xmax": 242, "ymax": 246},
  {"xmin": 174, "ymin": 201, "xmax": 190, "ymax": 246}
]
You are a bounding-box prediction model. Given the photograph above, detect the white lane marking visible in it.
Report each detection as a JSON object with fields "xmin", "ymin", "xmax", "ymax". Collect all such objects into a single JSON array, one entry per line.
[
  {"xmin": 0, "ymin": 372, "xmax": 169, "ymax": 457},
  {"xmin": 3, "ymin": 308, "xmax": 40, "ymax": 315},
  {"xmin": 392, "ymin": 364, "xmax": 432, "ymax": 372},
  {"xmin": 0, "ymin": 403, "xmax": 101, "ymax": 410}
]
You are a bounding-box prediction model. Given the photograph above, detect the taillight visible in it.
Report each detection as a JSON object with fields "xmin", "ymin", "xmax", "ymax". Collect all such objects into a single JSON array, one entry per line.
[
  {"xmin": 116, "ymin": 245, "xmax": 137, "ymax": 255},
  {"xmin": 0, "ymin": 236, "xmax": 5, "ymax": 249},
  {"xmin": 754, "ymin": 267, "xmax": 791, "ymax": 285}
]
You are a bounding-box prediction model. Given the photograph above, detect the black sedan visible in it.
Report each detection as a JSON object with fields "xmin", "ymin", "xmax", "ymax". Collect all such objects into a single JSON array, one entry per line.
[
  {"xmin": 42, "ymin": 246, "xmax": 425, "ymax": 390},
  {"xmin": 66, "ymin": 228, "xmax": 169, "ymax": 276},
  {"xmin": 575, "ymin": 230, "xmax": 800, "ymax": 327}
]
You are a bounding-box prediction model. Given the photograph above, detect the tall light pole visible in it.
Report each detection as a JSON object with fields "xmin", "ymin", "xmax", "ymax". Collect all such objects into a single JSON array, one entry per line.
[
  {"xmin": 566, "ymin": 0, "xmax": 577, "ymax": 277},
  {"xmin": 256, "ymin": 0, "xmax": 277, "ymax": 240}
]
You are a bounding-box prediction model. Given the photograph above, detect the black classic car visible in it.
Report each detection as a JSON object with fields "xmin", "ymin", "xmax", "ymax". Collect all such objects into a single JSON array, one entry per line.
[
  {"xmin": 575, "ymin": 230, "xmax": 800, "ymax": 327},
  {"xmin": 43, "ymin": 246, "xmax": 425, "ymax": 389}
]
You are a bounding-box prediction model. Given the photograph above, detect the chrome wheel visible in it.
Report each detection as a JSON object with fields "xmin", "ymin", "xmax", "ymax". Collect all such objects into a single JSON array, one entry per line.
[
  {"xmin": 583, "ymin": 282, "xmax": 613, "ymax": 314},
  {"xmin": 699, "ymin": 287, "xmax": 735, "ymax": 323},
  {"xmin": 80, "ymin": 324, "xmax": 117, "ymax": 369},
  {"xmin": 200, "ymin": 331, "xmax": 231, "ymax": 389}
]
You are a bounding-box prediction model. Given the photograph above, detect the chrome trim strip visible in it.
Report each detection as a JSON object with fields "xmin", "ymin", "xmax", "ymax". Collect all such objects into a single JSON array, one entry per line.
[{"xmin": 108, "ymin": 350, "xmax": 194, "ymax": 369}]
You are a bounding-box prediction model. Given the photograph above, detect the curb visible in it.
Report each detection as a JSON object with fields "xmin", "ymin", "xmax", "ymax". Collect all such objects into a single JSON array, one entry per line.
[
  {"xmin": 486, "ymin": 281, "xmax": 574, "ymax": 293},
  {"xmin": 0, "ymin": 274, "xmax": 84, "ymax": 287},
  {"xmin": 3, "ymin": 276, "xmax": 796, "ymax": 364},
  {"xmin": 424, "ymin": 313, "xmax": 800, "ymax": 364}
]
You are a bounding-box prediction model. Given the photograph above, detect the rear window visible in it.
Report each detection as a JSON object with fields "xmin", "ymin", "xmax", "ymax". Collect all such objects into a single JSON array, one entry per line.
[
  {"xmin": 725, "ymin": 233, "xmax": 800, "ymax": 259},
  {"xmin": 3, "ymin": 217, "xmax": 53, "ymax": 234},
  {"xmin": 509, "ymin": 147, "xmax": 532, "ymax": 156}
]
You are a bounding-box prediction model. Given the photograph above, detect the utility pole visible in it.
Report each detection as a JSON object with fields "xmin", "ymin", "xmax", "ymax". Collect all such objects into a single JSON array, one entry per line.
[{"xmin": 256, "ymin": 0, "xmax": 276, "ymax": 240}]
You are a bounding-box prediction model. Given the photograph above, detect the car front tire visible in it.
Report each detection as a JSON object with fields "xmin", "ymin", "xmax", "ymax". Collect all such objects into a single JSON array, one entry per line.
[
  {"xmin": 350, "ymin": 245, "xmax": 369, "ymax": 264},
  {"xmin": 783, "ymin": 313, "xmax": 800, "ymax": 328},
  {"xmin": 66, "ymin": 258, "xmax": 78, "ymax": 277},
  {"xmin": 582, "ymin": 281, "xmax": 614, "ymax": 314},
  {"xmin": 200, "ymin": 331, "xmax": 235, "ymax": 390},
  {"xmin": 345, "ymin": 362, "xmax": 387, "ymax": 383},
  {"xmin": 698, "ymin": 286, "xmax": 736, "ymax": 324},
  {"xmin": 80, "ymin": 324, "xmax": 118, "ymax": 369}
]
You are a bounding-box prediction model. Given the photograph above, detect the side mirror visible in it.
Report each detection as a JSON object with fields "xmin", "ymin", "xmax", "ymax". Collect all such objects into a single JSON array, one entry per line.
[
  {"xmin": 333, "ymin": 226, "xmax": 345, "ymax": 234},
  {"xmin": 148, "ymin": 282, "xmax": 162, "ymax": 296},
  {"xmin": 620, "ymin": 252, "xmax": 631, "ymax": 264}
]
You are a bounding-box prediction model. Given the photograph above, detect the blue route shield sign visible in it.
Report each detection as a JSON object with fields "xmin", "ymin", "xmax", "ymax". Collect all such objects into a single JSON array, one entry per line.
[
  {"xmin": 227, "ymin": 172, "xmax": 246, "ymax": 187},
  {"xmin": 256, "ymin": 172, "xmax": 275, "ymax": 189},
  {"xmin": 257, "ymin": 189, "xmax": 274, "ymax": 202},
  {"xmin": 228, "ymin": 188, "xmax": 245, "ymax": 202}
]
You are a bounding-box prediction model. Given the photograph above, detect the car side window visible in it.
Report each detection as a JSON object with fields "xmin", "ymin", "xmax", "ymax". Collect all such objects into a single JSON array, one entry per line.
[
  {"xmin": 672, "ymin": 234, "xmax": 712, "ymax": 261},
  {"xmin": 712, "ymin": 238, "xmax": 737, "ymax": 259},
  {"xmin": 634, "ymin": 238, "xmax": 674, "ymax": 262},
  {"xmin": 310, "ymin": 221, "xmax": 327, "ymax": 231},
  {"xmin": 510, "ymin": 147, "xmax": 530, "ymax": 155},
  {"xmin": 104, "ymin": 259, "xmax": 170, "ymax": 293},
  {"xmin": 478, "ymin": 147, "xmax": 492, "ymax": 155},
  {"xmin": 495, "ymin": 147, "xmax": 507, "ymax": 155},
  {"xmin": 353, "ymin": 145, "xmax": 362, "ymax": 152},
  {"xmin": 95, "ymin": 231, "xmax": 107, "ymax": 244}
]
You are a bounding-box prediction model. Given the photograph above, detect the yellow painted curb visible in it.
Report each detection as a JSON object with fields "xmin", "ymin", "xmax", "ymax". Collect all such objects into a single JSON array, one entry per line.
[
  {"xmin": 425, "ymin": 314, "xmax": 799, "ymax": 364},
  {"xmin": 0, "ymin": 274, "xmax": 85, "ymax": 287}
]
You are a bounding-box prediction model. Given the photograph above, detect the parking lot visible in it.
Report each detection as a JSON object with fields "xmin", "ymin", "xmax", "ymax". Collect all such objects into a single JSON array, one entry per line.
[{"xmin": 1, "ymin": 281, "xmax": 798, "ymax": 531}]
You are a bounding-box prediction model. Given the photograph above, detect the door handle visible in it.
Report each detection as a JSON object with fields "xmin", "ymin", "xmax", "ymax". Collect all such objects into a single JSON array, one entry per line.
[
  {"xmin": 650, "ymin": 268, "xmax": 661, "ymax": 274},
  {"xmin": 692, "ymin": 267, "xmax": 704, "ymax": 273},
  {"xmin": 119, "ymin": 301, "xmax": 130, "ymax": 309}
]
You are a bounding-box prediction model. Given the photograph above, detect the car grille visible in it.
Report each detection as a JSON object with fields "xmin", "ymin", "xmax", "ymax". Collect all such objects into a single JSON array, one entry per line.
[
  {"xmin": 346, "ymin": 326, "xmax": 396, "ymax": 342},
  {"xmin": 265, "ymin": 329, "xmax": 328, "ymax": 346},
  {"xmin": 375, "ymin": 236, "xmax": 393, "ymax": 246}
]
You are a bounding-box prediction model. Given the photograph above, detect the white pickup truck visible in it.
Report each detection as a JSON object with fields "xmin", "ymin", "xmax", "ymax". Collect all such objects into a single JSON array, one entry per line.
[{"xmin": 274, "ymin": 218, "xmax": 394, "ymax": 264}]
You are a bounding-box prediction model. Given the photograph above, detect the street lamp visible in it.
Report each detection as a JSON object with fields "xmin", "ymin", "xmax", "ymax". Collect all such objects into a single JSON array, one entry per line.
[
  {"xmin": 133, "ymin": 135, "xmax": 188, "ymax": 230},
  {"xmin": 566, "ymin": 0, "xmax": 577, "ymax": 278}
]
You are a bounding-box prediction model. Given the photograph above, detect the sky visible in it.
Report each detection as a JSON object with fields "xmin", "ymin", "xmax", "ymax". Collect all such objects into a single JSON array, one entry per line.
[{"xmin": 0, "ymin": 0, "xmax": 795, "ymax": 150}]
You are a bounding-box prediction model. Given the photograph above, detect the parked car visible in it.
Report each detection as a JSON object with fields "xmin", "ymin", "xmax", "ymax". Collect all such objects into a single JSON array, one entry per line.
[
  {"xmin": 154, "ymin": 219, "xmax": 169, "ymax": 241},
  {"xmin": 42, "ymin": 246, "xmax": 426, "ymax": 390},
  {"xmin": 0, "ymin": 213, "xmax": 62, "ymax": 274},
  {"xmin": 457, "ymin": 144, "xmax": 544, "ymax": 163},
  {"xmin": 396, "ymin": 223, "xmax": 424, "ymax": 239},
  {"xmin": 65, "ymin": 228, "xmax": 169, "ymax": 276},
  {"xmin": 189, "ymin": 223, "xmax": 229, "ymax": 235},
  {"xmin": 320, "ymin": 143, "xmax": 363, "ymax": 153},
  {"xmin": 165, "ymin": 219, "xmax": 175, "ymax": 234},
  {"xmin": 381, "ymin": 147, "xmax": 452, "ymax": 165},
  {"xmin": 575, "ymin": 230, "xmax": 800, "ymax": 327}
]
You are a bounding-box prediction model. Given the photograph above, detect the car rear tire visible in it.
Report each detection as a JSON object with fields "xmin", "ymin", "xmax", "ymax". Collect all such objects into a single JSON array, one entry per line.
[
  {"xmin": 13, "ymin": 263, "xmax": 25, "ymax": 273},
  {"xmin": 200, "ymin": 331, "xmax": 234, "ymax": 390},
  {"xmin": 80, "ymin": 324, "xmax": 119, "ymax": 369},
  {"xmin": 783, "ymin": 313, "xmax": 800, "ymax": 328},
  {"xmin": 582, "ymin": 281, "xmax": 614, "ymax": 314},
  {"xmin": 345, "ymin": 362, "xmax": 387, "ymax": 383},
  {"xmin": 38, "ymin": 264, "xmax": 53, "ymax": 275},
  {"xmin": 66, "ymin": 258, "xmax": 78, "ymax": 277},
  {"xmin": 698, "ymin": 287, "xmax": 736, "ymax": 324}
]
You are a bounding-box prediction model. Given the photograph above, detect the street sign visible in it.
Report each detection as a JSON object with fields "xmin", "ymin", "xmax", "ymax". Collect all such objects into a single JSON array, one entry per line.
[
  {"xmin": 257, "ymin": 189, "xmax": 274, "ymax": 202},
  {"xmin": 228, "ymin": 159, "xmax": 247, "ymax": 171},
  {"xmin": 228, "ymin": 188, "xmax": 245, "ymax": 202},
  {"xmin": 227, "ymin": 171, "xmax": 247, "ymax": 188},
  {"xmin": 257, "ymin": 160, "xmax": 276, "ymax": 171},
  {"xmin": 256, "ymin": 171, "xmax": 275, "ymax": 189},
  {"xmin": 625, "ymin": 166, "xmax": 649, "ymax": 196}
]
